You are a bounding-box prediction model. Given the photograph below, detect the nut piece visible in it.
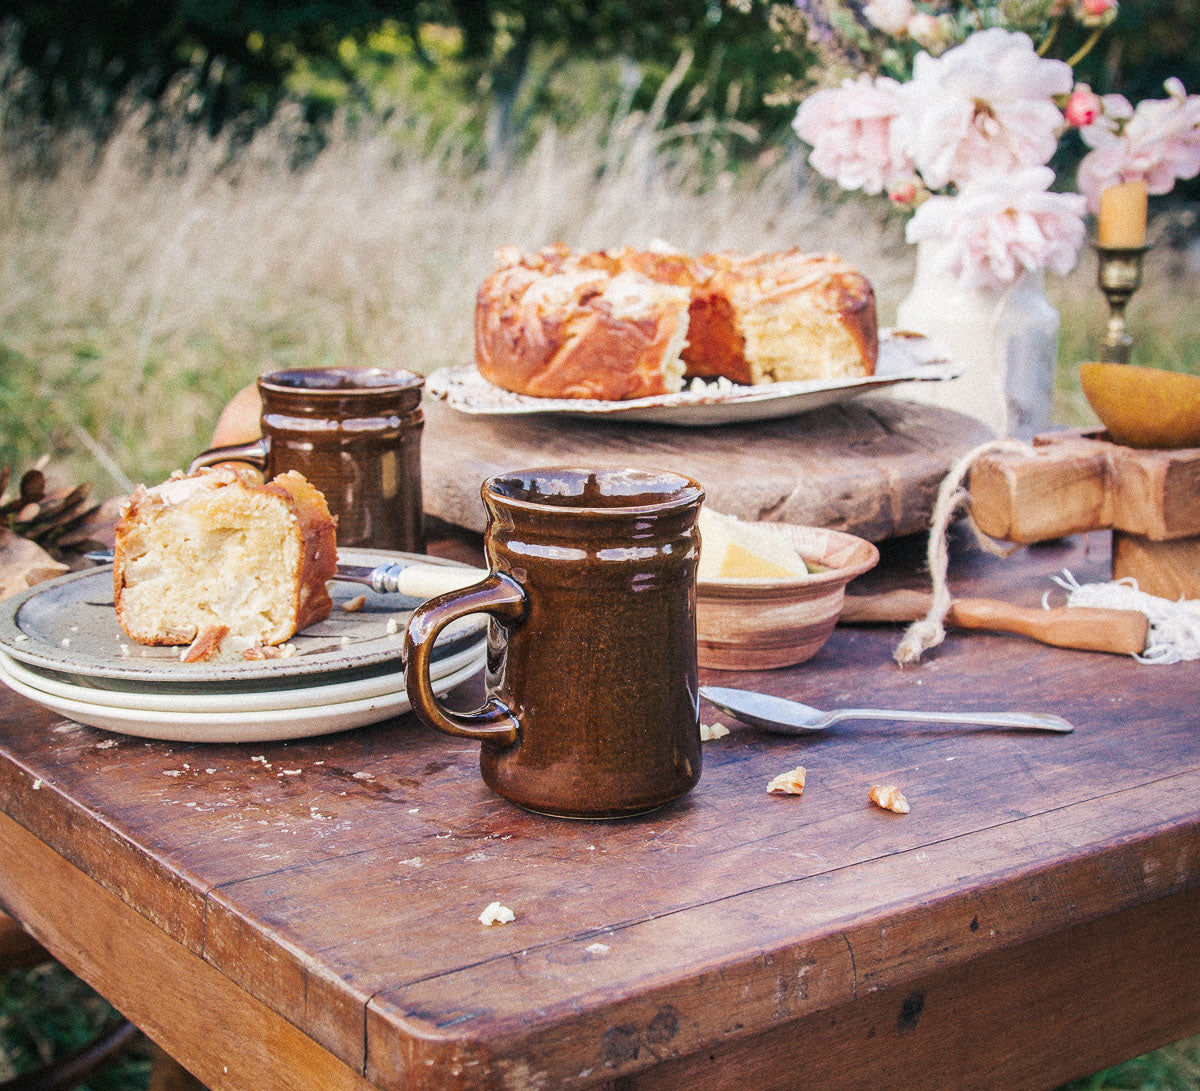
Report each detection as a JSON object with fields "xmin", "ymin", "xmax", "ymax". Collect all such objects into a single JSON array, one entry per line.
[
  {"xmin": 479, "ymin": 901, "xmax": 516, "ymax": 926},
  {"xmin": 868, "ymin": 784, "xmax": 910, "ymax": 814},
  {"xmin": 699, "ymin": 721, "xmax": 730, "ymax": 742},
  {"xmin": 766, "ymin": 766, "xmax": 807, "ymax": 796}
]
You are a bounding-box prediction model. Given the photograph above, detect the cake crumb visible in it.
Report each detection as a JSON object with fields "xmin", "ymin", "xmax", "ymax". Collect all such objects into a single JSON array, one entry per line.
[
  {"xmin": 699, "ymin": 721, "xmax": 730, "ymax": 741},
  {"xmin": 585, "ymin": 942, "xmax": 610, "ymax": 955},
  {"xmin": 479, "ymin": 901, "xmax": 516, "ymax": 926},
  {"xmin": 385, "ymin": 617, "xmax": 400, "ymax": 635},
  {"xmin": 279, "ymin": 768, "xmax": 302, "ymax": 776},
  {"xmin": 868, "ymin": 785, "xmax": 910, "ymax": 814},
  {"xmin": 767, "ymin": 766, "xmax": 807, "ymax": 796},
  {"xmin": 342, "ymin": 595, "xmax": 367, "ymax": 613},
  {"xmin": 352, "ymin": 771, "xmax": 374, "ymax": 781},
  {"xmin": 94, "ymin": 739, "xmax": 118, "ymax": 750}
]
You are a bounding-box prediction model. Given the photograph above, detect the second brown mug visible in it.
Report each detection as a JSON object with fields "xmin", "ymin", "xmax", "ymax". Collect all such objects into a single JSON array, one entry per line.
[
  {"xmin": 404, "ymin": 466, "xmax": 705, "ymax": 819},
  {"xmin": 190, "ymin": 367, "xmax": 425, "ymax": 553}
]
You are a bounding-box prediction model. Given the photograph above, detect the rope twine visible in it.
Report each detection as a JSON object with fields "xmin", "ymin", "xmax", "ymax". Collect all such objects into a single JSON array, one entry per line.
[{"xmin": 893, "ymin": 438, "xmax": 1035, "ymax": 665}]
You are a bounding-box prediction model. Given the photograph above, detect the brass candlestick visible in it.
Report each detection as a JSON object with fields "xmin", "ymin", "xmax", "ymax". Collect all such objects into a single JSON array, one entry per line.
[{"xmin": 1095, "ymin": 244, "xmax": 1149, "ymax": 365}]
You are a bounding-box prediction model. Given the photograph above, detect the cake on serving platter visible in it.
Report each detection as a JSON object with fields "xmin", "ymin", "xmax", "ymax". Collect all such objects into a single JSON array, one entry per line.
[{"xmin": 474, "ymin": 243, "xmax": 878, "ymax": 401}]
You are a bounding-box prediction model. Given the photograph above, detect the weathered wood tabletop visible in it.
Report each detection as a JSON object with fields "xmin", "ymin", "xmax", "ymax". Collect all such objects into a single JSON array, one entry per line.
[{"xmin": 0, "ymin": 529, "xmax": 1197, "ymax": 1090}]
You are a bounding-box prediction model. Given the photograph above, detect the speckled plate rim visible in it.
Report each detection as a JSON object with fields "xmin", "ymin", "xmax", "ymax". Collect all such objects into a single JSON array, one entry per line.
[
  {"xmin": 0, "ymin": 652, "xmax": 482, "ymax": 743},
  {"xmin": 0, "ymin": 634, "xmax": 483, "ymax": 714},
  {"xmin": 427, "ymin": 331, "xmax": 958, "ymax": 425},
  {"xmin": 0, "ymin": 549, "xmax": 486, "ymax": 684}
]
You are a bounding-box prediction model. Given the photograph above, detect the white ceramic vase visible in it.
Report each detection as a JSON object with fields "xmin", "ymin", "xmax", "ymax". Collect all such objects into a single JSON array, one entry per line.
[{"xmin": 895, "ymin": 242, "xmax": 1059, "ymax": 439}]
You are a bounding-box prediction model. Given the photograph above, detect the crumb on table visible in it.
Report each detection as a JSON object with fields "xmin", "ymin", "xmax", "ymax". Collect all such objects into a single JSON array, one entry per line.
[
  {"xmin": 868, "ymin": 784, "xmax": 910, "ymax": 814},
  {"xmin": 767, "ymin": 766, "xmax": 807, "ymax": 796}
]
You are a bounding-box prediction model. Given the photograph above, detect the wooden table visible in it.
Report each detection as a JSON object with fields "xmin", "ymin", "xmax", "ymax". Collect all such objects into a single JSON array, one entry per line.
[{"xmin": 0, "ymin": 531, "xmax": 1197, "ymax": 1090}]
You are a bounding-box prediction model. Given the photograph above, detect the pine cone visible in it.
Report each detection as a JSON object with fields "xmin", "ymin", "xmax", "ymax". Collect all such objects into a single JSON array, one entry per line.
[{"xmin": 0, "ymin": 458, "xmax": 105, "ymax": 562}]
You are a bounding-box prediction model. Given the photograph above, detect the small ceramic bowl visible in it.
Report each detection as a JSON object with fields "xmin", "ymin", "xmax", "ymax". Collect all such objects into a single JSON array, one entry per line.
[
  {"xmin": 696, "ymin": 523, "xmax": 879, "ymax": 671},
  {"xmin": 1080, "ymin": 362, "xmax": 1200, "ymax": 449}
]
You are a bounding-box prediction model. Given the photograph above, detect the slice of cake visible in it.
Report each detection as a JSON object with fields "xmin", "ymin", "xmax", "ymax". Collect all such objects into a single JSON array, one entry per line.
[{"xmin": 113, "ymin": 467, "xmax": 337, "ymax": 658}]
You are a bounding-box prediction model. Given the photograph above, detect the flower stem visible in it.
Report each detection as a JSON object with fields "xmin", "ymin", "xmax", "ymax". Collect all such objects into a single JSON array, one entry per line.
[
  {"xmin": 1066, "ymin": 26, "xmax": 1104, "ymax": 68},
  {"xmin": 1037, "ymin": 20, "xmax": 1060, "ymax": 56}
]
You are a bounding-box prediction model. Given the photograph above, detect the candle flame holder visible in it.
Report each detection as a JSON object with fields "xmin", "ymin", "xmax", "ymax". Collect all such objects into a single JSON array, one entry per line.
[{"xmin": 1094, "ymin": 244, "xmax": 1149, "ymax": 365}]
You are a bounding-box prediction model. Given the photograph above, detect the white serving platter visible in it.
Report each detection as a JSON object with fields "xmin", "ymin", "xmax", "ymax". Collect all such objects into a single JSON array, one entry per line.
[{"xmin": 427, "ymin": 331, "xmax": 957, "ymax": 426}]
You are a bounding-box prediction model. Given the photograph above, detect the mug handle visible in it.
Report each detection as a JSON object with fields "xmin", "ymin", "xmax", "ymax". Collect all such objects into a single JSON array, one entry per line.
[
  {"xmin": 187, "ymin": 438, "xmax": 269, "ymax": 475},
  {"xmin": 405, "ymin": 573, "xmax": 527, "ymax": 745}
]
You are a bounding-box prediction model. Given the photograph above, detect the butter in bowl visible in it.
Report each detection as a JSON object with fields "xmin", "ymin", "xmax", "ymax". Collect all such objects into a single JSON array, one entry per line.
[{"xmin": 696, "ymin": 508, "xmax": 879, "ymax": 670}]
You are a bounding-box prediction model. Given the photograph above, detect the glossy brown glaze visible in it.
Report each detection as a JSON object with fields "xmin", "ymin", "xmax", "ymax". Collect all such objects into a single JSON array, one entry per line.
[
  {"xmin": 406, "ymin": 467, "xmax": 704, "ymax": 818},
  {"xmin": 191, "ymin": 367, "xmax": 425, "ymax": 553}
]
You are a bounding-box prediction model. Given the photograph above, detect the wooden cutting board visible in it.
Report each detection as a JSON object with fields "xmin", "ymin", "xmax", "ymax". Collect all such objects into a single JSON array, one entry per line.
[{"xmin": 422, "ymin": 395, "xmax": 991, "ymax": 541}]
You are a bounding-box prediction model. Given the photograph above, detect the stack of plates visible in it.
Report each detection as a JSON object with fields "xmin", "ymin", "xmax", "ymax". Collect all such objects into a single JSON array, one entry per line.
[{"xmin": 0, "ymin": 550, "xmax": 487, "ymax": 743}]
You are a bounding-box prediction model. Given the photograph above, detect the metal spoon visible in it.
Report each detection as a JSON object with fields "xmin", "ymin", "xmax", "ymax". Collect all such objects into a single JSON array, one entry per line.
[{"xmin": 700, "ymin": 686, "xmax": 1074, "ymax": 734}]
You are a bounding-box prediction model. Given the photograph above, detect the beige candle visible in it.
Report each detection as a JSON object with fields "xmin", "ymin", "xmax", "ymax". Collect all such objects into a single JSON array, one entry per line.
[{"xmin": 1098, "ymin": 180, "xmax": 1148, "ymax": 248}]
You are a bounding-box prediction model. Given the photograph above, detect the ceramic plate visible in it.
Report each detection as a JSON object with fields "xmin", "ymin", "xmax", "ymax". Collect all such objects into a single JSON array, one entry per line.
[
  {"xmin": 0, "ymin": 652, "xmax": 483, "ymax": 743},
  {"xmin": 0, "ymin": 635, "xmax": 483, "ymax": 714},
  {"xmin": 0, "ymin": 549, "xmax": 486, "ymax": 684},
  {"xmin": 427, "ymin": 331, "xmax": 957, "ymax": 426}
]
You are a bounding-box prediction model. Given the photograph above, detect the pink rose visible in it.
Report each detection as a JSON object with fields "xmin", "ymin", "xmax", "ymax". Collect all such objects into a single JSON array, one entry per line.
[
  {"xmin": 1065, "ymin": 84, "xmax": 1103, "ymax": 128},
  {"xmin": 897, "ymin": 29, "xmax": 1073, "ymax": 190},
  {"xmin": 1078, "ymin": 79, "xmax": 1200, "ymax": 209},
  {"xmin": 864, "ymin": 0, "xmax": 916, "ymax": 36},
  {"xmin": 905, "ymin": 167, "xmax": 1087, "ymax": 288},
  {"xmin": 1073, "ymin": 0, "xmax": 1118, "ymax": 26},
  {"xmin": 906, "ymin": 11, "xmax": 953, "ymax": 54},
  {"xmin": 793, "ymin": 75, "xmax": 914, "ymax": 195}
]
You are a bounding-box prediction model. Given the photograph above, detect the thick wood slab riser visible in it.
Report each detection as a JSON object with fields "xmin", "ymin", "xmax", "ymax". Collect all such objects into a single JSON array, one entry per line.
[{"xmin": 423, "ymin": 397, "xmax": 992, "ymax": 542}]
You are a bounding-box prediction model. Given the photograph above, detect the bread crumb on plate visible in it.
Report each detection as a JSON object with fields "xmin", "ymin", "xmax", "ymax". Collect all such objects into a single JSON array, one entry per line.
[
  {"xmin": 479, "ymin": 901, "xmax": 516, "ymax": 926},
  {"xmin": 767, "ymin": 766, "xmax": 806, "ymax": 796},
  {"xmin": 868, "ymin": 784, "xmax": 910, "ymax": 814}
]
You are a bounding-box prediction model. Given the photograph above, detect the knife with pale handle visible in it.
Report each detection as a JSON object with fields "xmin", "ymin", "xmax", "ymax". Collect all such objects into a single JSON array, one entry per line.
[{"xmin": 85, "ymin": 551, "xmax": 487, "ymax": 600}]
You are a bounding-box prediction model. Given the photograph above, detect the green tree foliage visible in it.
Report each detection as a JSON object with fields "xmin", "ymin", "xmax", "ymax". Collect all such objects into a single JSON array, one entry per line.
[{"xmin": 5, "ymin": 0, "xmax": 800, "ymax": 148}]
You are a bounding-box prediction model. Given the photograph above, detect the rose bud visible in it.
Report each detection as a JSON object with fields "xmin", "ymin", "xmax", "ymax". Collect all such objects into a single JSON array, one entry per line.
[{"xmin": 1065, "ymin": 84, "xmax": 1103, "ymax": 127}]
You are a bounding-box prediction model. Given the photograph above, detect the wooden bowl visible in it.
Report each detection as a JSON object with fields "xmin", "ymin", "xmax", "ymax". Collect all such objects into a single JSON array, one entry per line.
[
  {"xmin": 1080, "ymin": 362, "xmax": 1200, "ymax": 449},
  {"xmin": 697, "ymin": 524, "xmax": 879, "ymax": 671}
]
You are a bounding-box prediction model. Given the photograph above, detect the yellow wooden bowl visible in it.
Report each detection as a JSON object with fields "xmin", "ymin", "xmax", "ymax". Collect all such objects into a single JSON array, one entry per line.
[
  {"xmin": 696, "ymin": 524, "xmax": 879, "ymax": 671},
  {"xmin": 1080, "ymin": 362, "xmax": 1200, "ymax": 450}
]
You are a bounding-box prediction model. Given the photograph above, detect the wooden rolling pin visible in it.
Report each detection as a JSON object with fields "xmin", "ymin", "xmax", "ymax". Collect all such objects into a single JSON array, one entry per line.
[{"xmin": 842, "ymin": 590, "xmax": 1148, "ymax": 655}]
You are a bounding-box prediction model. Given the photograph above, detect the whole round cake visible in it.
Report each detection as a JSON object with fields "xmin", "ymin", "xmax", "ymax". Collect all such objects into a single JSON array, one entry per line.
[{"xmin": 474, "ymin": 243, "xmax": 878, "ymax": 400}]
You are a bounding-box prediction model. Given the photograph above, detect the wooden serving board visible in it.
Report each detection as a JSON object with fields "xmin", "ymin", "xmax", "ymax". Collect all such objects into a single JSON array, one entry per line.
[{"xmin": 422, "ymin": 395, "xmax": 991, "ymax": 541}]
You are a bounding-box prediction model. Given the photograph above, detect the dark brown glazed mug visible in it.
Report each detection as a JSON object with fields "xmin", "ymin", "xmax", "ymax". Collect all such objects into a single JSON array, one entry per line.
[
  {"xmin": 190, "ymin": 367, "xmax": 425, "ymax": 552},
  {"xmin": 405, "ymin": 467, "xmax": 705, "ymax": 819}
]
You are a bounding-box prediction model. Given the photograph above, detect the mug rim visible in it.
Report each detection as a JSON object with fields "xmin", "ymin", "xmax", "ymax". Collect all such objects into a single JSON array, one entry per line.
[
  {"xmin": 483, "ymin": 466, "xmax": 704, "ymax": 519},
  {"xmin": 258, "ymin": 366, "xmax": 424, "ymax": 395}
]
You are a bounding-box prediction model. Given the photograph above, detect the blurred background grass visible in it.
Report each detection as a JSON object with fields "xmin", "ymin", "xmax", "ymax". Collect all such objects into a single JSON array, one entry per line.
[{"xmin": 1, "ymin": 1, "xmax": 1198, "ymax": 1086}]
